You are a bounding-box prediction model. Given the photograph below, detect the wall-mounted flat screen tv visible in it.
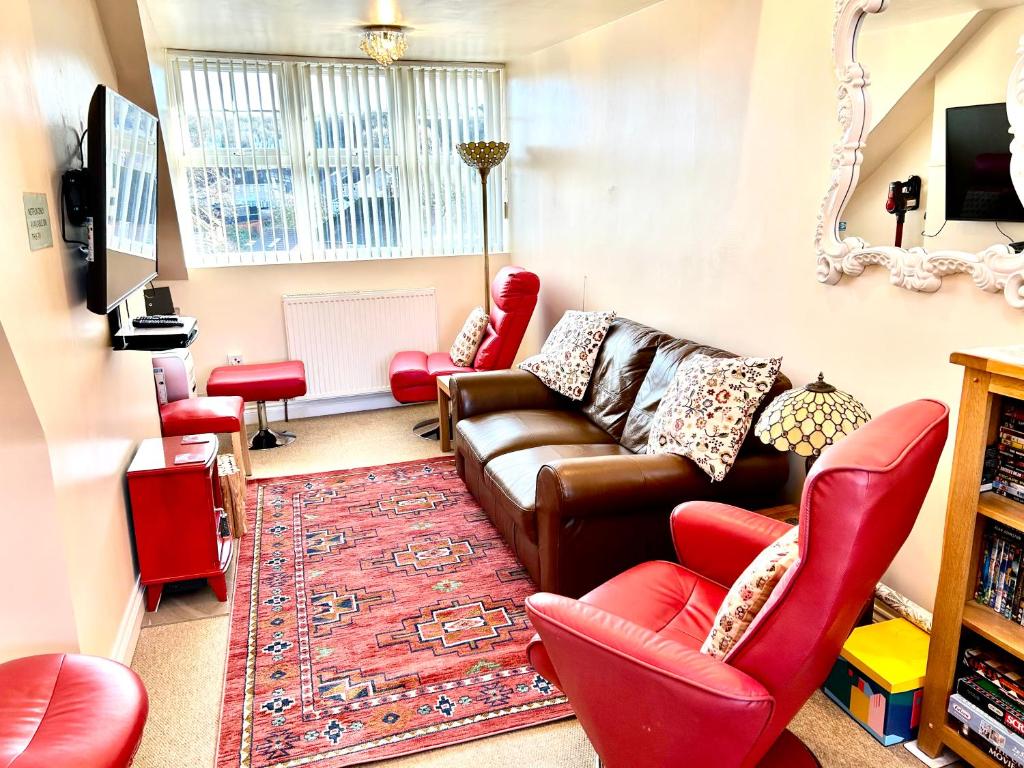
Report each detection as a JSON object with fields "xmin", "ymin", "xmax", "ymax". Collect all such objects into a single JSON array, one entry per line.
[
  {"xmin": 946, "ymin": 103, "xmax": 1024, "ymax": 223},
  {"xmin": 86, "ymin": 84, "xmax": 159, "ymax": 315}
]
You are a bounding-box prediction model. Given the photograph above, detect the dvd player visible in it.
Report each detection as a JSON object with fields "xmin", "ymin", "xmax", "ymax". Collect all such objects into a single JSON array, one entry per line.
[{"xmin": 115, "ymin": 316, "xmax": 198, "ymax": 351}]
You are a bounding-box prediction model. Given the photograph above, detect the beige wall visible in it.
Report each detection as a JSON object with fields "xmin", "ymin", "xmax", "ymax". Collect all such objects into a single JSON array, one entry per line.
[
  {"xmin": 508, "ymin": 0, "xmax": 1024, "ymax": 612},
  {"xmin": 0, "ymin": 328, "xmax": 78, "ymax": 660},
  {"xmin": 859, "ymin": 11, "xmax": 978, "ymax": 131},
  {"xmin": 163, "ymin": 252, "xmax": 511, "ymax": 388},
  {"xmin": 0, "ymin": 0, "xmax": 160, "ymax": 660}
]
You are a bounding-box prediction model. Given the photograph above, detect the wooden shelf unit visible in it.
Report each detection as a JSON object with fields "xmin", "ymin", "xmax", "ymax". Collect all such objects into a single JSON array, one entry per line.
[{"xmin": 918, "ymin": 347, "xmax": 1024, "ymax": 764}]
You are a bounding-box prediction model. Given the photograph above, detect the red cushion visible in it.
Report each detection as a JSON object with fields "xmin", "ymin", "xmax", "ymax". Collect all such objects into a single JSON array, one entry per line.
[
  {"xmin": 388, "ymin": 351, "xmax": 473, "ymax": 404},
  {"xmin": 160, "ymin": 396, "xmax": 244, "ymax": 436},
  {"xmin": 207, "ymin": 361, "xmax": 306, "ymax": 402},
  {"xmin": 526, "ymin": 560, "xmax": 725, "ymax": 688},
  {"xmin": 0, "ymin": 653, "xmax": 148, "ymax": 768}
]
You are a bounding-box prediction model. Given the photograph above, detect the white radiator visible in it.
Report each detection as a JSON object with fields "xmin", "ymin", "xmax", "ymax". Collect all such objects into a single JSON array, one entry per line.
[{"xmin": 282, "ymin": 289, "xmax": 438, "ymax": 399}]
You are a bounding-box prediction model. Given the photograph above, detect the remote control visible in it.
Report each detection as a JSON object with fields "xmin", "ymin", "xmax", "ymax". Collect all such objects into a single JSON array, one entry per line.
[{"xmin": 133, "ymin": 315, "xmax": 184, "ymax": 328}]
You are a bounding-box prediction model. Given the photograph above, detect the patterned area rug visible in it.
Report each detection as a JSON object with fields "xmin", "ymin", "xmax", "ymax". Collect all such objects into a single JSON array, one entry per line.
[{"xmin": 217, "ymin": 457, "xmax": 572, "ymax": 767}]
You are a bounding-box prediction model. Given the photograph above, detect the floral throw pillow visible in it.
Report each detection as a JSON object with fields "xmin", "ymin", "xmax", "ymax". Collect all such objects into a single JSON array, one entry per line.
[
  {"xmin": 519, "ymin": 310, "xmax": 616, "ymax": 400},
  {"xmin": 647, "ymin": 354, "xmax": 782, "ymax": 481},
  {"xmin": 449, "ymin": 307, "xmax": 489, "ymax": 367},
  {"xmin": 701, "ymin": 526, "xmax": 800, "ymax": 660}
]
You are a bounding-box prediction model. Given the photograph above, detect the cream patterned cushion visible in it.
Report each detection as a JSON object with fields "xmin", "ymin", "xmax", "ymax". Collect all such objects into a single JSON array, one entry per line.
[
  {"xmin": 647, "ymin": 354, "xmax": 781, "ymax": 481},
  {"xmin": 449, "ymin": 307, "xmax": 489, "ymax": 367},
  {"xmin": 519, "ymin": 310, "xmax": 616, "ymax": 400},
  {"xmin": 701, "ymin": 526, "xmax": 800, "ymax": 659}
]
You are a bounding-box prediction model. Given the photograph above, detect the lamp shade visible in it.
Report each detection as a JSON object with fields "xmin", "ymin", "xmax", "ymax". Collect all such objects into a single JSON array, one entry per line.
[
  {"xmin": 457, "ymin": 141, "xmax": 510, "ymax": 172},
  {"xmin": 754, "ymin": 373, "xmax": 870, "ymax": 458}
]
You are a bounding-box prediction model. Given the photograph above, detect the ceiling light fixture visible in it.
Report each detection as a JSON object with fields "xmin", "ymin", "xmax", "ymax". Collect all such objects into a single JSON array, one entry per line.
[{"xmin": 360, "ymin": 25, "xmax": 408, "ymax": 67}]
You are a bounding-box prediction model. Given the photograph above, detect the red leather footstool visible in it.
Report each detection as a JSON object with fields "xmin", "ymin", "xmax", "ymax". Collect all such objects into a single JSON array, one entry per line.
[
  {"xmin": 160, "ymin": 396, "xmax": 251, "ymax": 476},
  {"xmin": 207, "ymin": 360, "xmax": 307, "ymax": 450},
  {"xmin": 0, "ymin": 653, "xmax": 148, "ymax": 767}
]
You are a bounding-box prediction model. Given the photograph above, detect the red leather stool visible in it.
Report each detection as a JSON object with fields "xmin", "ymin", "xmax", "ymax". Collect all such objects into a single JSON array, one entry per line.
[
  {"xmin": 159, "ymin": 397, "xmax": 250, "ymax": 476},
  {"xmin": 207, "ymin": 360, "xmax": 307, "ymax": 450},
  {"xmin": 0, "ymin": 653, "xmax": 148, "ymax": 767}
]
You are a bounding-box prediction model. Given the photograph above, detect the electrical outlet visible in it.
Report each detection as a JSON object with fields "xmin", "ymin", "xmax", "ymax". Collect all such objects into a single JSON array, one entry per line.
[{"xmin": 228, "ymin": 354, "xmax": 243, "ymax": 366}]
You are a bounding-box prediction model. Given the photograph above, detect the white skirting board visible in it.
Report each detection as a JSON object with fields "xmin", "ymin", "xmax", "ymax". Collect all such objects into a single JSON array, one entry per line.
[
  {"xmin": 242, "ymin": 391, "xmax": 405, "ymax": 426},
  {"xmin": 110, "ymin": 577, "xmax": 145, "ymax": 665}
]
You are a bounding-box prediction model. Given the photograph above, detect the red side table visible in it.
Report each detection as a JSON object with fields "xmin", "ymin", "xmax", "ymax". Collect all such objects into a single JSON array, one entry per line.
[{"xmin": 127, "ymin": 434, "xmax": 232, "ymax": 611}]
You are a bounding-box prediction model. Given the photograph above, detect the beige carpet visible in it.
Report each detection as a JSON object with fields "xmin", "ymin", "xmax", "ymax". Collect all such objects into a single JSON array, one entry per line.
[{"xmin": 130, "ymin": 404, "xmax": 947, "ymax": 768}]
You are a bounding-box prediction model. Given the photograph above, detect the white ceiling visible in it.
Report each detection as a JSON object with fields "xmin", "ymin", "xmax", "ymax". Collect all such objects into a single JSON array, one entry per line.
[
  {"xmin": 870, "ymin": 0, "xmax": 1022, "ymax": 28},
  {"xmin": 143, "ymin": 0, "xmax": 662, "ymax": 63}
]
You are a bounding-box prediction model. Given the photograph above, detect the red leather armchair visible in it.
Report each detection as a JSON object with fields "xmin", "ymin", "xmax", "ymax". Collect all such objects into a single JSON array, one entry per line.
[
  {"xmin": 0, "ymin": 653, "xmax": 148, "ymax": 767},
  {"xmin": 525, "ymin": 399, "xmax": 949, "ymax": 768},
  {"xmin": 389, "ymin": 266, "xmax": 540, "ymax": 404}
]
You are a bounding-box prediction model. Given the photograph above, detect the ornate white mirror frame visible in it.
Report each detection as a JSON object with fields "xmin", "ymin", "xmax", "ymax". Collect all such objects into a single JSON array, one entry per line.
[{"xmin": 815, "ymin": 0, "xmax": 1024, "ymax": 308}]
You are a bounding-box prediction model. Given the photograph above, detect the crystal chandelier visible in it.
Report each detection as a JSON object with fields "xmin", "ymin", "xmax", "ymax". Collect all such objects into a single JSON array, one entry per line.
[{"xmin": 359, "ymin": 26, "xmax": 408, "ymax": 67}]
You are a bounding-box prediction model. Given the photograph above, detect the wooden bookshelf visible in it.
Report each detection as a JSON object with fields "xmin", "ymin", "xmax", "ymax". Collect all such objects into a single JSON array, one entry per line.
[{"xmin": 918, "ymin": 347, "xmax": 1024, "ymax": 764}]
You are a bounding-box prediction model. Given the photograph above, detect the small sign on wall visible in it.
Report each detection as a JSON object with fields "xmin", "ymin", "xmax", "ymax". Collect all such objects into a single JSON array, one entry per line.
[{"xmin": 23, "ymin": 192, "xmax": 53, "ymax": 251}]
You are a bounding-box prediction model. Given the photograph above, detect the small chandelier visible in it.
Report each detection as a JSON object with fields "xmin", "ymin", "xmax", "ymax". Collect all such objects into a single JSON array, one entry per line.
[{"xmin": 360, "ymin": 25, "xmax": 408, "ymax": 67}]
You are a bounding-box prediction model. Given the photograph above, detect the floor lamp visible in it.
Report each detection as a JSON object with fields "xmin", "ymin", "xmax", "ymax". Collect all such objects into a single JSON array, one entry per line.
[{"xmin": 457, "ymin": 141, "xmax": 509, "ymax": 313}]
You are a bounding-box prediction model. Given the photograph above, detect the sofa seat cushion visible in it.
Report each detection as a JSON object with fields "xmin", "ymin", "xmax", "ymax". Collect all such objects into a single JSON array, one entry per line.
[
  {"xmin": 389, "ymin": 351, "xmax": 475, "ymax": 403},
  {"xmin": 457, "ymin": 409, "xmax": 616, "ymax": 465},
  {"xmin": 485, "ymin": 444, "xmax": 634, "ymax": 542}
]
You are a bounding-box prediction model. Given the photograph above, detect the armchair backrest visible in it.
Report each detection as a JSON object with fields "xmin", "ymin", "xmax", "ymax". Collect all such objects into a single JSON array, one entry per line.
[
  {"xmin": 726, "ymin": 399, "xmax": 948, "ymax": 761},
  {"xmin": 151, "ymin": 354, "xmax": 191, "ymax": 404},
  {"xmin": 472, "ymin": 266, "xmax": 540, "ymax": 371}
]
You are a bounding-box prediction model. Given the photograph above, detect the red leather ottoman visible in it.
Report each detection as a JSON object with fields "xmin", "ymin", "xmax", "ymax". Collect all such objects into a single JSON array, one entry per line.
[
  {"xmin": 0, "ymin": 653, "xmax": 148, "ymax": 767},
  {"xmin": 207, "ymin": 361, "xmax": 307, "ymax": 450}
]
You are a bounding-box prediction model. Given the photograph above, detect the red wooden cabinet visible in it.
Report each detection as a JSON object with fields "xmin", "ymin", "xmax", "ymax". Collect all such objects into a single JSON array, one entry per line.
[{"xmin": 127, "ymin": 434, "xmax": 232, "ymax": 611}]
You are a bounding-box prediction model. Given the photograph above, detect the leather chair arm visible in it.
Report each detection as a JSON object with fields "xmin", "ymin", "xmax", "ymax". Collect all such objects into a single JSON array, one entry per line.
[
  {"xmin": 671, "ymin": 502, "xmax": 794, "ymax": 588},
  {"xmin": 536, "ymin": 452, "xmax": 703, "ymax": 519},
  {"xmin": 526, "ymin": 593, "xmax": 774, "ymax": 766},
  {"xmin": 450, "ymin": 369, "xmax": 565, "ymax": 422}
]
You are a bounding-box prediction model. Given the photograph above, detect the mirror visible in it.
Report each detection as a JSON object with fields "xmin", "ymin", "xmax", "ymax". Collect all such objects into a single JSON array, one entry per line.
[{"xmin": 816, "ymin": 0, "xmax": 1024, "ymax": 308}]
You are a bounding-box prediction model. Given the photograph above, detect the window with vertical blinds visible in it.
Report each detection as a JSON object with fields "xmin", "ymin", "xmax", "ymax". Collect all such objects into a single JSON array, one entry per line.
[{"xmin": 166, "ymin": 53, "xmax": 506, "ymax": 267}]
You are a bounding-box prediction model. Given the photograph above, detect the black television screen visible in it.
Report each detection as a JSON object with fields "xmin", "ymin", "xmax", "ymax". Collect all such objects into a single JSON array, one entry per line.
[
  {"xmin": 946, "ymin": 103, "xmax": 1024, "ymax": 223},
  {"xmin": 87, "ymin": 84, "xmax": 158, "ymax": 315}
]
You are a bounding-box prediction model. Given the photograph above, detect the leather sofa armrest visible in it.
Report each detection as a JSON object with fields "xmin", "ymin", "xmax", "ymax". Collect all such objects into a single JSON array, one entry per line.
[
  {"xmin": 525, "ymin": 593, "xmax": 774, "ymax": 765},
  {"xmin": 536, "ymin": 452, "xmax": 704, "ymax": 519},
  {"xmin": 671, "ymin": 502, "xmax": 794, "ymax": 588},
  {"xmin": 450, "ymin": 369, "xmax": 565, "ymax": 422}
]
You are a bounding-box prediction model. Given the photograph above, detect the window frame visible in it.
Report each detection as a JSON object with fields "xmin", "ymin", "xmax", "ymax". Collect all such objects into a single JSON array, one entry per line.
[{"xmin": 165, "ymin": 51, "xmax": 508, "ymax": 269}]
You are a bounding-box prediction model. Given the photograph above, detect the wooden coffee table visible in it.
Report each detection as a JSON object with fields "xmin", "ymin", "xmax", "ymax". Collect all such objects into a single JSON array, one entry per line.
[{"xmin": 437, "ymin": 375, "xmax": 453, "ymax": 452}]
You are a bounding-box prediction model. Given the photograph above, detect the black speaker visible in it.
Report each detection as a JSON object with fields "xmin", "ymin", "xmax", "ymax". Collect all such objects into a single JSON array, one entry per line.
[{"xmin": 144, "ymin": 286, "xmax": 175, "ymax": 315}]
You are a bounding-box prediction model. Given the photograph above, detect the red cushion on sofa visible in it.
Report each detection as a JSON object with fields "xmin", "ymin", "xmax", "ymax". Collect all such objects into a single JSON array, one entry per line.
[
  {"xmin": 160, "ymin": 396, "xmax": 244, "ymax": 436},
  {"xmin": 207, "ymin": 360, "xmax": 306, "ymax": 402},
  {"xmin": 0, "ymin": 653, "xmax": 148, "ymax": 768}
]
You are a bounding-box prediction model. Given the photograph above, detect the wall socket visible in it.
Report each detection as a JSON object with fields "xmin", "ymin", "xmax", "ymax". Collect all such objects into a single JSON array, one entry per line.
[{"xmin": 227, "ymin": 354, "xmax": 243, "ymax": 365}]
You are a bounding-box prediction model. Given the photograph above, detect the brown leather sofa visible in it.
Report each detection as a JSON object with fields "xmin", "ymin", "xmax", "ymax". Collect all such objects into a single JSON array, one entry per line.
[{"xmin": 450, "ymin": 317, "xmax": 792, "ymax": 598}]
